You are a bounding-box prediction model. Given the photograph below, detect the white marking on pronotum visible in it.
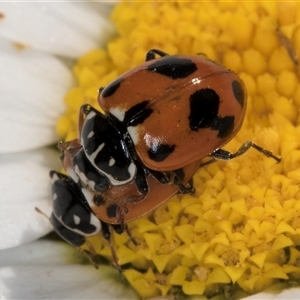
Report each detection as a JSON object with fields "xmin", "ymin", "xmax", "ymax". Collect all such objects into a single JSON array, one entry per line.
[
  {"xmin": 90, "ymin": 143, "xmax": 105, "ymax": 161},
  {"xmin": 109, "ymin": 107, "xmax": 126, "ymax": 122},
  {"xmin": 87, "ymin": 131, "xmax": 94, "ymax": 138},
  {"xmin": 86, "ymin": 150, "xmax": 137, "ymax": 186},
  {"xmin": 86, "ymin": 110, "xmax": 96, "ymax": 120},
  {"xmin": 67, "ymin": 167, "xmax": 79, "ymax": 183},
  {"xmin": 108, "ymin": 157, "xmax": 115, "ymax": 166},
  {"xmin": 127, "ymin": 125, "xmax": 140, "ymax": 145},
  {"xmin": 73, "ymin": 215, "xmax": 80, "ymax": 225},
  {"xmin": 89, "ymin": 213, "xmax": 102, "ymax": 233},
  {"xmin": 128, "ymin": 162, "xmax": 136, "ymax": 180},
  {"xmin": 51, "ymin": 172, "xmax": 59, "ymax": 184},
  {"xmin": 74, "ymin": 164, "xmax": 96, "ymax": 190},
  {"xmin": 81, "ymin": 187, "xmax": 102, "ymax": 233},
  {"xmin": 52, "ymin": 193, "xmax": 58, "ymax": 201},
  {"xmin": 81, "ymin": 187, "xmax": 94, "ymax": 208}
]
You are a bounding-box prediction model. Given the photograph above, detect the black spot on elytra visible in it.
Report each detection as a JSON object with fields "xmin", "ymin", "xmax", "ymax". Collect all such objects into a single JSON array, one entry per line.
[
  {"xmin": 94, "ymin": 194, "xmax": 106, "ymax": 206},
  {"xmin": 213, "ymin": 116, "xmax": 235, "ymax": 138},
  {"xmin": 232, "ymin": 80, "xmax": 245, "ymax": 108},
  {"xmin": 189, "ymin": 88, "xmax": 220, "ymax": 131},
  {"xmin": 123, "ymin": 100, "xmax": 153, "ymax": 127},
  {"xmin": 148, "ymin": 143, "xmax": 176, "ymax": 162},
  {"xmin": 106, "ymin": 204, "xmax": 118, "ymax": 218},
  {"xmin": 189, "ymin": 88, "xmax": 235, "ymax": 138},
  {"xmin": 147, "ymin": 56, "xmax": 197, "ymax": 79},
  {"xmin": 101, "ymin": 77, "xmax": 123, "ymax": 98}
]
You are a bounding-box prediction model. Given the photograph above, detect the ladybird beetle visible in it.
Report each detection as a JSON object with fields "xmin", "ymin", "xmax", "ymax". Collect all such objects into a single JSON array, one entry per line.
[
  {"xmin": 45, "ymin": 49, "xmax": 281, "ymax": 270},
  {"xmin": 99, "ymin": 49, "xmax": 248, "ymax": 171},
  {"xmin": 40, "ymin": 170, "xmax": 125, "ymax": 271},
  {"xmin": 58, "ymin": 135, "xmax": 198, "ymax": 225},
  {"xmin": 59, "ymin": 136, "xmax": 200, "ymax": 226}
]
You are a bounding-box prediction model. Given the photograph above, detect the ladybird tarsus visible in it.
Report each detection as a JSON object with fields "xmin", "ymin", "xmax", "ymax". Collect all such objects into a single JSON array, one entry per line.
[
  {"xmin": 210, "ymin": 141, "xmax": 281, "ymax": 163},
  {"xmin": 101, "ymin": 222, "xmax": 123, "ymax": 272},
  {"xmin": 145, "ymin": 49, "xmax": 169, "ymax": 61},
  {"xmin": 174, "ymin": 175, "xmax": 195, "ymax": 195}
]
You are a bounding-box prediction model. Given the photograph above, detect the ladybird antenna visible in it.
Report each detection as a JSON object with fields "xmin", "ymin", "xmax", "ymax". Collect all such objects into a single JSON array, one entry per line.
[
  {"xmin": 35, "ymin": 207, "xmax": 49, "ymax": 220},
  {"xmin": 77, "ymin": 247, "xmax": 99, "ymax": 270},
  {"xmin": 106, "ymin": 237, "xmax": 123, "ymax": 273}
]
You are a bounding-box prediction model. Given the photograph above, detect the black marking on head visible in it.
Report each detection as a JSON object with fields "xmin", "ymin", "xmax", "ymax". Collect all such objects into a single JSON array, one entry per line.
[
  {"xmin": 189, "ymin": 88, "xmax": 220, "ymax": 131},
  {"xmin": 94, "ymin": 194, "xmax": 106, "ymax": 206},
  {"xmin": 147, "ymin": 56, "xmax": 197, "ymax": 79},
  {"xmin": 148, "ymin": 143, "xmax": 176, "ymax": 162},
  {"xmin": 101, "ymin": 77, "xmax": 123, "ymax": 98},
  {"xmin": 123, "ymin": 100, "xmax": 153, "ymax": 127},
  {"xmin": 232, "ymin": 80, "xmax": 245, "ymax": 108},
  {"xmin": 106, "ymin": 204, "xmax": 118, "ymax": 218},
  {"xmin": 50, "ymin": 213, "xmax": 86, "ymax": 247}
]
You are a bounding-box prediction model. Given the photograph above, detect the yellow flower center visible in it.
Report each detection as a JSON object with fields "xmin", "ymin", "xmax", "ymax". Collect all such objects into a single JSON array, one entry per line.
[{"xmin": 57, "ymin": 1, "xmax": 300, "ymax": 298}]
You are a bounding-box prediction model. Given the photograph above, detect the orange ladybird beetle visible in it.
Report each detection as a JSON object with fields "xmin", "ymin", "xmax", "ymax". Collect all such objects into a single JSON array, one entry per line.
[{"xmin": 47, "ymin": 49, "xmax": 281, "ymax": 269}]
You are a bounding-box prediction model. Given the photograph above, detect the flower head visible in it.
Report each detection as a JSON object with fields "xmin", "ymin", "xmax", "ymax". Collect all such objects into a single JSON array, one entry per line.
[
  {"xmin": 58, "ymin": 1, "xmax": 300, "ymax": 299},
  {"xmin": 2, "ymin": 1, "xmax": 300, "ymax": 299}
]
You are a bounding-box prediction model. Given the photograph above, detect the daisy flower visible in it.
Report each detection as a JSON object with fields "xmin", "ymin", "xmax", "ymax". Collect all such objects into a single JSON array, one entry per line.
[
  {"xmin": 1, "ymin": 1, "xmax": 300, "ymax": 299},
  {"xmin": 0, "ymin": 2, "xmax": 137, "ymax": 298}
]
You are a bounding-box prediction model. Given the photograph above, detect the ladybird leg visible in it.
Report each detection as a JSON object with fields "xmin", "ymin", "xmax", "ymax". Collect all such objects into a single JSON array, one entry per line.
[
  {"xmin": 145, "ymin": 49, "xmax": 169, "ymax": 61},
  {"xmin": 101, "ymin": 222, "xmax": 123, "ymax": 273},
  {"xmin": 199, "ymin": 158, "xmax": 217, "ymax": 167},
  {"xmin": 112, "ymin": 222, "xmax": 139, "ymax": 247},
  {"xmin": 149, "ymin": 169, "xmax": 170, "ymax": 184},
  {"xmin": 134, "ymin": 163, "xmax": 149, "ymax": 196},
  {"xmin": 150, "ymin": 168, "xmax": 195, "ymax": 194},
  {"xmin": 210, "ymin": 141, "xmax": 281, "ymax": 163},
  {"xmin": 108, "ymin": 204, "xmax": 139, "ymax": 246},
  {"xmin": 173, "ymin": 175, "xmax": 195, "ymax": 195}
]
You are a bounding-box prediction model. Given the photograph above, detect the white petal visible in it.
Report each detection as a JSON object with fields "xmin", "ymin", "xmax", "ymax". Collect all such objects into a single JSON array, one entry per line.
[
  {"xmin": 0, "ymin": 2, "xmax": 115, "ymax": 58},
  {"xmin": 243, "ymin": 288, "xmax": 300, "ymax": 299},
  {"xmin": 0, "ymin": 148, "xmax": 61, "ymax": 250},
  {"xmin": 0, "ymin": 38, "xmax": 74, "ymax": 153},
  {"xmin": 0, "ymin": 240, "xmax": 138, "ymax": 299}
]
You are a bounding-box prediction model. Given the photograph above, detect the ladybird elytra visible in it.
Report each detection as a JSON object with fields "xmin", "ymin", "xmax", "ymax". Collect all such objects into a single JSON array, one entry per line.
[{"xmin": 98, "ymin": 54, "xmax": 247, "ymax": 171}]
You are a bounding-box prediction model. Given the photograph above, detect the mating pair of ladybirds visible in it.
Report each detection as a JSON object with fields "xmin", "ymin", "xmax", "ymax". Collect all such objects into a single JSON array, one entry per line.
[{"xmin": 46, "ymin": 49, "xmax": 281, "ymax": 270}]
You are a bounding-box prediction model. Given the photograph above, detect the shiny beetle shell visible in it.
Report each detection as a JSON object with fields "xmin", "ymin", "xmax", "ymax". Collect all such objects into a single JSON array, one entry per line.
[{"xmin": 98, "ymin": 55, "xmax": 246, "ymax": 171}]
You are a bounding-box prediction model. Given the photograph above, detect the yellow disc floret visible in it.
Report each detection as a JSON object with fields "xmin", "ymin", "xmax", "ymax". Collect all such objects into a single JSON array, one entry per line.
[{"xmin": 58, "ymin": 1, "xmax": 300, "ymax": 298}]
